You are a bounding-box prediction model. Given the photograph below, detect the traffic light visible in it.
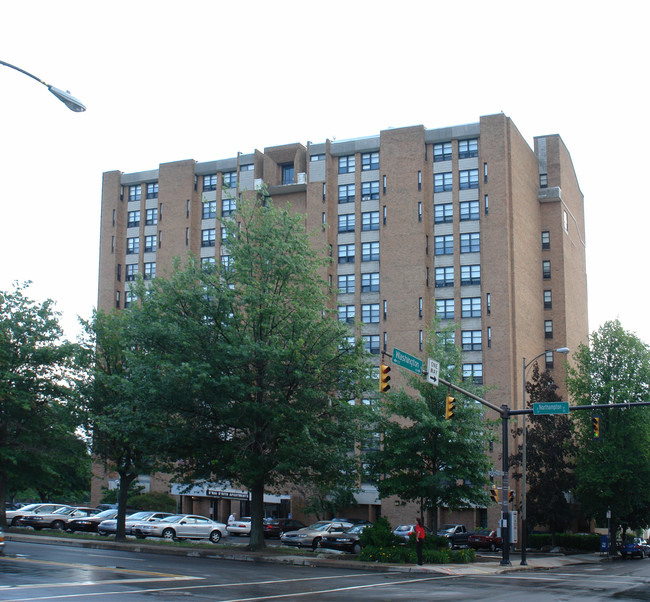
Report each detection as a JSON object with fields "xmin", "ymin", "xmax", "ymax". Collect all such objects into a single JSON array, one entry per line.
[
  {"xmin": 592, "ymin": 415, "xmax": 601, "ymax": 439},
  {"xmin": 508, "ymin": 490, "xmax": 515, "ymax": 503},
  {"xmin": 379, "ymin": 364, "xmax": 391, "ymax": 393},
  {"xmin": 444, "ymin": 393, "xmax": 456, "ymax": 419},
  {"xmin": 489, "ymin": 487, "xmax": 499, "ymax": 503}
]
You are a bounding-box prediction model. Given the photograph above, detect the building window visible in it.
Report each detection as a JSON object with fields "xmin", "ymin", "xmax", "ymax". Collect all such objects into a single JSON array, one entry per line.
[
  {"xmin": 435, "ymin": 266, "xmax": 454, "ymax": 288},
  {"xmin": 361, "ymin": 181, "xmax": 380, "ymax": 200},
  {"xmin": 434, "ymin": 235, "xmax": 453, "ymax": 256},
  {"xmin": 115, "ymin": 290, "xmax": 120, "ymax": 309},
  {"xmin": 362, "ymin": 241, "xmax": 379, "ymax": 262},
  {"xmin": 338, "ymin": 305, "xmax": 355, "ymax": 324},
  {"xmin": 434, "ymin": 203, "xmax": 453, "ymax": 224},
  {"xmin": 338, "ymin": 274, "xmax": 355, "ymax": 294},
  {"xmin": 146, "ymin": 182, "xmax": 158, "ymax": 199},
  {"xmin": 543, "ymin": 260, "xmax": 551, "ymax": 279},
  {"xmin": 461, "ymin": 297, "xmax": 481, "ymax": 318},
  {"xmin": 221, "ymin": 227, "xmax": 228, "ymax": 240},
  {"xmin": 484, "ymin": 194, "xmax": 489, "ymax": 215},
  {"xmin": 460, "ymin": 200, "xmax": 480, "ymax": 221},
  {"xmin": 541, "ymin": 231, "xmax": 550, "ymax": 250},
  {"xmin": 418, "ymin": 171, "xmax": 422, "ymax": 191},
  {"xmin": 363, "ymin": 335, "xmax": 380, "ymax": 355},
  {"xmin": 486, "ymin": 292, "xmax": 491, "ymax": 315},
  {"xmin": 202, "ymin": 257, "xmax": 216, "ymax": 270},
  {"xmin": 146, "ymin": 208, "xmax": 158, "ymax": 225},
  {"xmin": 545, "ymin": 320, "xmax": 553, "ymax": 339},
  {"xmin": 361, "ymin": 211, "xmax": 379, "ymax": 231},
  {"xmin": 462, "ymin": 330, "xmax": 482, "ymax": 351},
  {"xmin": 459, "ymin": 169, "xmax": 479, "ymax": 190},
  {"xmin": 310, "ymin": 154, "xmax": 325, "ymax": 162},
  {"xmin": 436, "ymin": 298, "xmax": 455, "ymax": 320},
  {"xmin": 203, "ymin": 201, "xmax": 217, "ymax": 220},
  {"xmin": 127, "ymin": 210, "xmax": 140, "ymax": 228},
  {"xmin": 458, "ymin": 139, "xmax": 478, "ymax": 159},
  {"xmin": 222, "ymin": 198, "xmax": 236, "ymax": 217},
  {"xmin": 487, "ymin": 326, "xmax": 492, "ymax": 348},
  {"xmin": 418, "ymin": 202, "xmax": 422, "ymax": 222},
  {"xmin": 124, "ymin": 291, "xmax": 136, "ymax": 309},
  {"xmin": 338, "ymin": 184, "xmax": 355, "ymax": 203},
  {"xmin": 434, "ymin": 172, "xmax": 453, "ymax": 192},
  {"xmin": 433, "ymin": 142, "xmax": 452, "ymax": 162},
  {"xmin": 460, "ymin": 264, "xmax": 480, "ymax": 285},
  {"xmin": 545, "ymin": 350, "xmax": 555, "ymax": 369},
  {"xmin": 544, "ymin": 290, "xmax": 552, "ymax": 309},
  {"xmin": 281, "ymin": 164, "xmax": 294, "ymax": 185},
  {"xmin": 144, "ymin": 235, "xmax": 157, "ymax": 253},
  {"xmin": 143, "ymin": 262, "xmax": 156, "ymax": 280},
  {"xmin": 540, "ymin": 173, "xmax": 548, "ymax": 188},
  {"xmin": 221, "ymin": 255, "xmax": 233, "ymax": 270},
  {"xmin": 129, "ymin": 185, "xmax": 141, "ymax": 202},
  {"xmin": 125, "ymin": 264, "xmax": 138, "ymax": 281},
  {"xmin": 563, "ymin": 210, "xmax": 569, "ymax": 233},
  {"xmin": 126, "ymin": 237, "xmax": 139, "ymax": 255},
  {"xmin": 462, "ymin": 363, "xmax": 483, "ymax": 384},
  {"xmin": 460, "ymin": 232, "xmax": 480, "ymax": 254},
  {"xmin": 362, "ymin": 303, "xmax": 380, "ymax": 324},
  {"xmin": 361, "ymin": 272, "xmax": 380, "ymax": 292},
  {"xmin": 338, "ymin": 155, "xmax": 355, "ymax": 174},
  {"xmin": 418, "ymin": 297, "xmax": 423, "ymax": 318},
  {"xmin": 223, "ymin": 171, "xmax": 237, "ymax": 188},
  {"xmin": 361, "ymin": 152, "xmax": 379, "ymax": 171},
  {"xmin": 201, "ymin": 229, "xmax": 216, "ymax": 247},
  {"xmin": 338, "ymin": 213, "xmax": 355, "ymax": 233},
  {"xmin": 203, "ymin": 174, "xmax": 217, "ymax": 191},
  {"xmin": 338, "ymin": 244, "xmax": 355, "ymax": 264},
  {"xmin": 240, "ymin": 163, "xmax": 255, "ymax": 171}
]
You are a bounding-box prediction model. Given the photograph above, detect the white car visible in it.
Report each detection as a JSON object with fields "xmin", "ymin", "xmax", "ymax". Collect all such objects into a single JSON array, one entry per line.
[
  {"xmin": 6, "ymin": 503, "xmax": 70, "ymax": 527},
  {"xmin": 97, "ymin": 511, "xmax": 173, "ymax": 536},
  {"xmin": 132, "ymin": 514, "xmax": 227, "ymax": 543},
  {"xmin": 226, "ymin": 517, "xmax": 251, "ymax": 536},
  {"xmin": 281, "ymin": 521, "xmax": 354, "ymax": 550}
]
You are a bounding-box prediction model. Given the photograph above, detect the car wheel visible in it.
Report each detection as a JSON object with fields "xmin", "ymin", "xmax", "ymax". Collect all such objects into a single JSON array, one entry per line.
[
  {"xmin": 447, "ymin": 539, "xmax": 454, "ymax": 549},
  {"xmin": 490, "ymin": 543, "xmax": 496, "ymax": 552},
  {"xmin": 312, "ymin": 538, "xmax": 321, "ymax": 551},
  {"xmin": 11, "ymin": 517, "xmax": 21, "ymax": 526},
  {"xmin": 51, "ymin": 521, "xmax": 65, "ymax": 530},
  {"xmin": 209, "ymin": 530, "xmax": 222, "ymax": 544},
  {"xmin": 98, "ymin": 531, "xmax": 108, "ymax": 537},
  {"xmin": 162, "ymin": 528, "xmax": 176, "ymax": 540},
  {"xmin": 352, "ymin": 542, "xmax": 362, "ymax": 555},
  {"xmin": 135, "ymin": 534, "xmax": 146, "ymax": 539}
]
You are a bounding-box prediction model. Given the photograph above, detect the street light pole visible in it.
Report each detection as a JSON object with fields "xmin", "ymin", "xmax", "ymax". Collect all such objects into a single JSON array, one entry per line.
[
  {"xmin": 520, "ymin": 346, "xmax": 569, "ymax": 566},
  {"xmin": 0, "ymin": 60, "xmax": 86, "ymax": 112}
]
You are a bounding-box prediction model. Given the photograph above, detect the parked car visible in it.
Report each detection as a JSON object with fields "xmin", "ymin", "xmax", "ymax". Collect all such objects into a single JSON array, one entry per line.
[
  {"xmin": 281, "ymin": 521, "xmax": 353, "ymax": 550},
  {"xmin": 0, "ymin": 526, "xmax": 5, "ymax": 555},
  {"xmin": 263, "ymin": 518, "xmax": 306, "ymax": 538},
  {"xmin": 67, "ymin": 509, "xmax": 119, "ymax": 533},
  {"xmin": 393, "ymin": 524, "xmax": 433, "ymax": 543},
  {"xmin": 7, "ymin": 503, "xmax": 70, "ymax": 527},
  {"xmin": 620, "ymin": 538, "xmax": 650, "ymax": 559},
  {"xmin": 5, "ymin": 501, "xmax": 23, "ymax": 511},
  {"xmin": 226, "ymin": 517, "xmax": 252, "ymax": 536},
  {"xmin": 320, "ymin": 523, "xmax": 369, "ymax": 554},
  {"xmin": 97, "ymin": 511, "xmax": 173, "ymax": 536},
  {"xmin": 131, "ymin": 514, "xmax": 226, "ymax": 543},
  {"xmin": 467, "ymin": 529, "xmax": 502, "ymax": 552},
  {"xmin": 437, "ymin": 524, "xmax": 473, "ymax": 548},
  {"xmin": 22, "ymin": 506, "xmax": 100, "ymax": 531}
]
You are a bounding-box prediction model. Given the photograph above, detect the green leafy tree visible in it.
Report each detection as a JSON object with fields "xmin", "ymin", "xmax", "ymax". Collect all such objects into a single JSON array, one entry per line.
[
  {"xmin": 509, "ymin": 364, "xmax": 577, "ymax": 541},
  {"xmin": 77, "ymin": 310, "xmax": 173, "ymax": 541},
  {"xmin": 567, "ymin": 320, "xmax": 650, "ymax": 550},
  {"xmin": 365, "ymin": 324, "xmax": 495, "ymax": 532},
  {"xmin": 128, "ymin": 194, "xmax": 373, "ymax": 551},
  {"xmin": 0, "ymin": 282, "xmax": 85, "ymax": 527}
]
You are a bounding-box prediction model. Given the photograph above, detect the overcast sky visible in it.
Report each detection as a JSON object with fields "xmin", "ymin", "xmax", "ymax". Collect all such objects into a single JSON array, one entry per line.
[{"xmin": 1, "ymin": 0, "xmax": 648, "ymax": 349}]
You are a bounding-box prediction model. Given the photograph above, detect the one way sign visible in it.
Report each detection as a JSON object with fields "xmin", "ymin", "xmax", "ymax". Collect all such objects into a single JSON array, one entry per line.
[{"xmin": 427, "ymin": 358, "xmax": 440, "ymax": 386}]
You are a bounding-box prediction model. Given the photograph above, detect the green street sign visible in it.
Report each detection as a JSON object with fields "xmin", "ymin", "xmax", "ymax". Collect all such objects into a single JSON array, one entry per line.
[
  {"xmin": 533, "ymin": 402, "xmax": 570, "ymax": 415},
  {"xmin": 391, "ymin": 348, "xmax": 423, "ymax": 375}
]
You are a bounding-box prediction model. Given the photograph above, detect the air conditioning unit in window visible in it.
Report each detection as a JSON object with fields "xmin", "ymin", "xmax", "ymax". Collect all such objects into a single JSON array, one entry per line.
[
  {"xmin": 254, "ymin": 178, "xmax": 263, "ymax": 191},
  {"xmin": 297, "ymin": 172, "xmax": 306, "ymax": 184}
]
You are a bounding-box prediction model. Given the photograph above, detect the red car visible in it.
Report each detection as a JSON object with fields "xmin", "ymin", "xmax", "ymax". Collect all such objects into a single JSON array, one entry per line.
[{"xmin": 467, "ymin": 529, "xmax": 502, "ymax": 552}]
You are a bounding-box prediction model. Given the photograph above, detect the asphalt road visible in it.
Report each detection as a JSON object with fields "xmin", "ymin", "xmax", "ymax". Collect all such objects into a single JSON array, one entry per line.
[{"xmin": 3, "ymin": 539, "xmax": 650, "ymax": 600}]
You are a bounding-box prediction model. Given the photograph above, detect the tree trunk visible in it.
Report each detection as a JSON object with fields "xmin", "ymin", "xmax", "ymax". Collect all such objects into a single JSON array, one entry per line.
[
  {"xmin": 247, "ymin": 477, "xmax": 266, "ymax": 551},
  {"xmin": 115, "ymin": 471, "xmax": 137, "ymax": 542}
]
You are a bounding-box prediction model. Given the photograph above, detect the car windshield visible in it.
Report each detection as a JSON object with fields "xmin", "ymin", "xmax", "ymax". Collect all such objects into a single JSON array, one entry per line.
[
  {"xmin": 94, "ymin": 509, "xmax": 118, "ymax": 519},
  {"xmin": 16, "ymin": 503, "xmax": 41, "ymax": 512},
  {"xmin": 309, "ymin": 523, "xmax": 332, "ymax": 532},
  {"xmin": 474, "ymin": 529, "xmax": 491, "ymax": 536},
  {"xmin": 53, "ymin": 507, "xmax": 73, "ymax": 515},
  {"xmin": 395, "ymin": 525, "xmax": 412, "ymax": 532},
  {"xmin": 346, "ymin": 525, "xmax": 365, "ymax": 534},
  {"xmin": 439, "ymin": 525, "xmax": 456, "ymax": 532},
  {"xmin": 160, "ymin": 515, "xmax": 185, "ymax": 524},
  {"xmin": 126, "ymin": 512, "xmax": 152, "ymax": 521}
]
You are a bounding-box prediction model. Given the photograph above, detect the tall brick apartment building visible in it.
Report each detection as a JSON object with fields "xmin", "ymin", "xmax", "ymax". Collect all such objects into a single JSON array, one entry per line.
[{"xmin": 95, "ymin": 113, "xmax": 588, "ymax": 529}]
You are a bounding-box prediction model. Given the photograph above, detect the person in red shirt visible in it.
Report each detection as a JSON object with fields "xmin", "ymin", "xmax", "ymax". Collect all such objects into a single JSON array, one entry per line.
[{"xmin": 415, "ymin": 517, "xmax": 426, "ymax": 565}]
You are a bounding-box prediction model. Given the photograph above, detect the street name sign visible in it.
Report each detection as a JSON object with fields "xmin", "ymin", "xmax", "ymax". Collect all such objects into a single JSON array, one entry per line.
[
  {"xmin": 533, "ymin": 402, "xmax": 570, "ymax": 415},
  {"xmin": 392, "ymin": 348, "xmax": 423, "ymax": 375}
]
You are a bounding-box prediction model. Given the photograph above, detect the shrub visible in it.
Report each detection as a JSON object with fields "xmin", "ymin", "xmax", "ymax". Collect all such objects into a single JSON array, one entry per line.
[
  {"xmin": 528, "ymin": 533, "xmax": 600, "ymax": 552},
  {"xmin": 128, "ymin": 492, "xmax": 177, "ymax": 513},
  {"xmin": 359, "ymin": 545, "xmax": 414, "ymax": 563},
  {"xmin": 359, "ymin": 517, "xmax": 403, "ymax": 548}
]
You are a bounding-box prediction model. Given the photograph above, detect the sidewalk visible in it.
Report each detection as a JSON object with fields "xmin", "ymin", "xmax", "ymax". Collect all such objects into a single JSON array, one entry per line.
[{"xmin": 4, "ymin": 532, "xmax": 609, "ymax": 576}]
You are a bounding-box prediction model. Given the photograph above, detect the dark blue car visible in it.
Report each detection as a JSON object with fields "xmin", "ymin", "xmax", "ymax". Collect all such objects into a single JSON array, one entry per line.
[{"xmin": 620, "ymin": 538, "xmax": 649, "ymax": 558}]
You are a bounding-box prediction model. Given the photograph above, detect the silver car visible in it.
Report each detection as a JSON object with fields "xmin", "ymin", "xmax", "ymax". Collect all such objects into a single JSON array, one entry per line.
[
  {"xmin": 281, "ymin": 521, "xmax": 353, "ymax": 550},
  {"xmin": 7, "ymin": 504, "xmax": 70, "ymax": 527},
  {"xmin": 97, "ymin": 511, "xmax": 173, "ymax": 536},
  {"xmin": 132, "ymin": 514, "xmax": 226, "ymax": 543}
]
